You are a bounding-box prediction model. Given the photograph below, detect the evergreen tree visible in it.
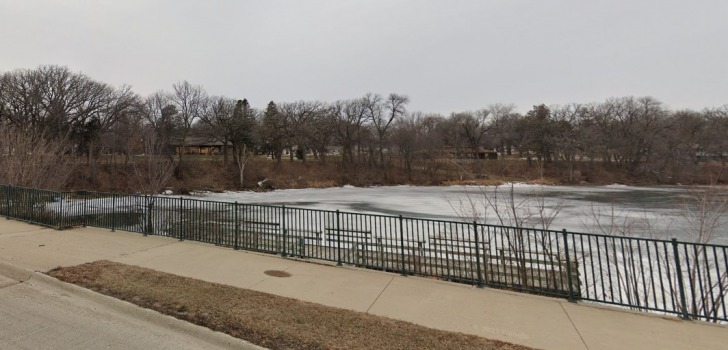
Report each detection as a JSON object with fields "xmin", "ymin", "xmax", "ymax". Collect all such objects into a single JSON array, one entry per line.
[{"xmin": 261, "ymin": 101, "xmax": 287, "ymax": 164}]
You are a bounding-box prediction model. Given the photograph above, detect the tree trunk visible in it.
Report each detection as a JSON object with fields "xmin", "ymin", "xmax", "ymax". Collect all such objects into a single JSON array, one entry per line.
[
  {"xmin": 223, "ymin": 137, "xmax": 229, "ymax": 167},
  {"xmin": 235, "ymin": 144, "xmax": 247, "ymax": 188},
  {"xmin": 89, "ymin": 140, "xmax": 98, "ymax": 186},
  {"xmin": 177, "ymin": 141, "xmax": 185, "ymax": 180}
]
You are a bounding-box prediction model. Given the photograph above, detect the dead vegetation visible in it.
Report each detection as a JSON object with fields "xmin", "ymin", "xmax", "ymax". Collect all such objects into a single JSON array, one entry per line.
[
  {"xmin": 48, "ymin": 261, "xmax": 534, "ymax": 350},
  {"xmin": 64, "ymin": 154, "xmax": 719, "ymax": 195}
]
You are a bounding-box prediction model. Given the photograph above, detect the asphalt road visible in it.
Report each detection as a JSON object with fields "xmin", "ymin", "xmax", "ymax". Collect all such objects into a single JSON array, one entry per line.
[{"xmin": 0, "ymin": 270, "xmax": 261, "ymax": 350}]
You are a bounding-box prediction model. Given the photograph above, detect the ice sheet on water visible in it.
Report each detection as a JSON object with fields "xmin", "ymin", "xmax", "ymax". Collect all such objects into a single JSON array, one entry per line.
[
  {"xmin": 39, "ymin": 184, "xmax": 725, "ymax": 243},
  {"xmin": 188, "ymin": 184, "xmax": 726, "ymax": 243}
]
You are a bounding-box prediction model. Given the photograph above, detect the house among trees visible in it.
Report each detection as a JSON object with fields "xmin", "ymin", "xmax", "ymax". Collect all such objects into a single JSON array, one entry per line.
[
  {"xmin": 172, "ymin": 137, "xmax": 230, "ymax": 155},
  {"xmin": 325, "ymin": 145, "xmax": 343, "ymax": 156},
  {"xmin": 443, "ymin": 146, "xmax": 498, "ymax": 160}
]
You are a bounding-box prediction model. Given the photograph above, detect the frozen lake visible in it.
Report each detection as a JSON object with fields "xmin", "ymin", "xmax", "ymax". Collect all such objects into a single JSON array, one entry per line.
[{"xmin": 189, "ymin": 184, "xmax": 728, "ymax": 244}]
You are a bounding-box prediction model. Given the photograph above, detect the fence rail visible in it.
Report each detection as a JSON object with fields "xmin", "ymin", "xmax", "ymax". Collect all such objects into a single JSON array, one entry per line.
[{"xmin": 1, "ymin": 184, "xmax": 726, "ymax": 322}]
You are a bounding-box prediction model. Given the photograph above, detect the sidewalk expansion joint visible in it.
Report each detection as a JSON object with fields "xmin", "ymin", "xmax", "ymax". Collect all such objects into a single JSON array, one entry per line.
[
  {"xmin": 108, "ymin": 241, "xmax": 183, "ymax": 261},
  {"xmin": 560, "ymin": 302, "xmax": 590, "ymax": 350},
  {"xmin": 366, "ymin": 275, "xmax": 395, "ymax": 314}
]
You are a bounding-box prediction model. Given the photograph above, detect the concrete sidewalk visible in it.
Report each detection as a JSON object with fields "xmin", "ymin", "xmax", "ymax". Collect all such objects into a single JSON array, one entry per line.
[
  {"xmin": 1, "ymin": 219, "xmax": 726, "ymax": 350},
  {"xmin": 0, "ymin": 267, "xmax": 262, "ymax": 350}
]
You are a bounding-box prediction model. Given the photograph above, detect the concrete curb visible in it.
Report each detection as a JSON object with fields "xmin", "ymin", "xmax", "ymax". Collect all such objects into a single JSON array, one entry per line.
[
  {"xmin": 0, "ymin": 262, "xmax": 266, "ymax": 350},
  {"xmin": 0, "ymin": 260, "xmax": 33, "ymax": 282}
]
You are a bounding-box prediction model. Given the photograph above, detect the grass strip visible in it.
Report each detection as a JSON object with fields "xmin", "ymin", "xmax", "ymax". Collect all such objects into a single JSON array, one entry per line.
[{"xmin": 48, "ymin": 260, "xmax": 535, "ymax": 350}]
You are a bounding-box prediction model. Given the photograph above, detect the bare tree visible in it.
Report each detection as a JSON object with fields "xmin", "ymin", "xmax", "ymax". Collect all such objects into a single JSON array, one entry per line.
[
  {"xmin": 486, "ymin": 103, "xmax": 518, "ymax": 158},
  {"xmin": 0, "ymin": 66, "xmax": 131, "ymax": 144},
  {"xmin": 392, "ymin": 112, "xmax": 427, "ymax": 178},
  {"xmin": 132, "ymin": 126, "xmax": 175, "ymax": 194},
  {"xmin": 334, "ymin": 98, "xmax": 369, "ymax": 166},
  {"xmin": 0, "ymin": 126, "xmax": 74, "ymax": 190},
  {"xmin": 453, "ymin": 183, "xmax": 563, "ymax": 289},
  {"xmin": 142, "ymin": 91, "xmax": 179, "ymax": 168},
  {"xmin": 80, "ymin": 85, "xmax": 139, "ymax": 184},
  {"xmin": 391, "ymin": 112, "xmax": 445, "ymax": 179},
  {"xmin": 102, "ymin": 104, "xmax": 145, "ymax": 165},
  {"xmin": 368, "ymin": 93, "xmax": 408, "ymax": 171},
  {"xmin": 308, "ymin": 105, "xmax": 338, "ymax": 164},
  {"xmin": 279, "ymin": 101, "xmax": 326, "ymax": 163},
  {"xmin": 456, "ymin": 110, "xmax": 490, "ymax": 160},
  {"xmin": 196, "ymin": 97, "xmax": 256, "ymax": 187},
  {"xmin": 597, "ymin": 97, "xmax": 669, "ymax": 174},
  {"xmin": 130, "ymin": 126, "xmax": 176, "ymax": 235},
  {"xmin": 199, "ymin": 96, "xmax": 235, "ymax": 166},
  {"xmin": 551, "ymin": 103, "xmax": 586, "ymax": 183},
  {"xmin": 170, "ymin": 81, "xmax": 207, "ymax": 179},
  {"xmin": 0, "ymin": 65, "xmax": 139, "ymax": 186},
  {"xmin": 648, "ymin": 110, "xmax": 705, "ymax": 182},
  {"xmin": 676, "ymin": 185, "xmax": 728, "ymax": 320},
  {"xmin": 702, "ymin": 105, "xmax": 728, "ymax": 174}
]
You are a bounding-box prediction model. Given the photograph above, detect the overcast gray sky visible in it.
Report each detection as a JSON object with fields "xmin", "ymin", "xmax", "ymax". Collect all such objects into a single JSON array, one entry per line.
[{"xmin": 1, "ymin": 0, "xmax": 726, "ymax": 114}]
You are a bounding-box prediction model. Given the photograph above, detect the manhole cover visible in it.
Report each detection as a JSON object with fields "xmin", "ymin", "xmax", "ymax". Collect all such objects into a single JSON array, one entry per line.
[{"xmin": 264, "ymin": 270, "xmax": 291, "ymax": 278}]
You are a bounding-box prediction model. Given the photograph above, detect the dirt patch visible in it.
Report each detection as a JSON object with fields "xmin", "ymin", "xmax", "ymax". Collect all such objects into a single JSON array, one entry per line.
[
  {"xmin": 264, "ymin": 270, "xmax": 291, "ymax": 278},
  {"xmin": 48, "ymin": 261, "xmax": 535, "ymax": 350}
]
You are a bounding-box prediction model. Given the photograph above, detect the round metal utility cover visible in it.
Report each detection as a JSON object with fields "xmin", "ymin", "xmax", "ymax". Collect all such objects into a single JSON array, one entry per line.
[{"xmin": 264, "ymin": 270, "xmax": 291, "ymax": 278}]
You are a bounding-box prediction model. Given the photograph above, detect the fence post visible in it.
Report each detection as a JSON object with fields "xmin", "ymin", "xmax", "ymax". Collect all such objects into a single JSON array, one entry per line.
[
  {"xmin": 234, "ymin": 201, "xmax": 239, "ymax": 250},
  {"xmin": 281, "ymin": 205, "xmax": 287, "ymax": 257},
  {"xmin": 671, "ymin": 238, "xmax": 690, "ymax": 319},
  {"xmin": 562, "ymin": 229, "xmax": 576, "ymax": 302},
  {"xmin": 336, "ymin": 210, "xmax": 342, "ymax": 266},
  {"xmin": 57, "ymin": 191, "xmax": 64, "ymax": 229},
  {"xmin": 474, "ymin": 221, "xmax": 483, "ymax": 288},
  {"xmin": 111, "ymin": 193, "xmax": 116, "ymax": 232},
  {"xmin": 143, "ymin": 194, "xmax": 149, "ymax": 237},
  {"xmin": 5, "ymin": 186, "xmax": 10, "ymax": 219},
  {"xmin": 178, "ymin": 197, "xmax": 184, "ymax": 241},
  {"xmin": 30, "ymin": 189, "xmax": 36, "ymax": 224},
  {"xmin": 82, "ymin": 191, "xmax": 88, "ymax": 227},
  {"xmin": 35, "ymin": 190, "xmax": 41, "ymax": 224},
  {"xmin": 399, "ymin": 215, "xmax": 406, "ymax": 276}
]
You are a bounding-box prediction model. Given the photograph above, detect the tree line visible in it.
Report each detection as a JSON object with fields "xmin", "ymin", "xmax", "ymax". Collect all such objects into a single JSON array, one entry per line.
[{"xmin": 1, "ymin": 65, "xmax": 727, "ymax": 191}]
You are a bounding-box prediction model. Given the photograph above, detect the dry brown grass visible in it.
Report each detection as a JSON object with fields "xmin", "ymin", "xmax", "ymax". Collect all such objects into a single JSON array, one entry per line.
[
  {"xmin": 70, "ymin": 155, "xmax": 726, "ymax": 194},
  {"xmin": 49, "ymin": 261, "xmax": 535, "ymax": 350}
]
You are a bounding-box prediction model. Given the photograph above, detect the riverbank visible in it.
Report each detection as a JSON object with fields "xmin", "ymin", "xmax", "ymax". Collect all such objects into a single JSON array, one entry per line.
[{"xmin": 64, "ymin": 157, "xmax": 727, "ymax": 194}]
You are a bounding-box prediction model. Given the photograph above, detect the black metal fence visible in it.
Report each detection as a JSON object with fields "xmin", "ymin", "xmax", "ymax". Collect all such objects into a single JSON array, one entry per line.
[{"xmin": 1, "ymin": 184, "xmax": 726, "ymax": 322}]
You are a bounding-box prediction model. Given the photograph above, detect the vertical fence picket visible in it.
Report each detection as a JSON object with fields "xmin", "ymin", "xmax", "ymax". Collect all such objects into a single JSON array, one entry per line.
[
  {"xmin": 399, "ymin": 215, "xmax": 406, "ymax": 276},
  {"xmin": 563, "ymin": 229, "xmax": 575, "ymax": 302},
  {"xmin": 147, "ymin": 194, "xmax": 152, "ymax": 236},
  {"xmin": 282, "ymin": 205, "xmax": 287, "ymax": 257},
  {"xmin": 336, "ymin": 210, "xmax": 342, "ymax": 266},
  {"xmin": 82, "ymin": 191, "xmax": 87, "ymax": 227},
  {"xmin": 57, "ymin": 191, "xmax": 64, "ymax": 229},
  {"xmin": 671, "ymin": 239, "xmax": 690, "ymax": 319},
  {"xmin": 474, "ymin": 221, "xmax": 482, "ymax": 288},
  {"xmin": 234, "ymin": 201, "xmax": 239, "ymax": 250},
  {"xmin": 111, "ymin": 193, "xmax": 116, "ymax": 232},
  {"xmin": 179, "ymin": 197, "xmax": 184, "ymax": 241}
]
